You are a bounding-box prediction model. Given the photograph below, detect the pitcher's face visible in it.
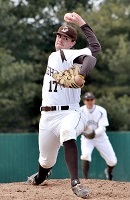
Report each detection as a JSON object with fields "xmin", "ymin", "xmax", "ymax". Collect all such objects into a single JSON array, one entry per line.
[{"xmin": 55, "ymin": 34, "xmax": 76, "ymax": 51}]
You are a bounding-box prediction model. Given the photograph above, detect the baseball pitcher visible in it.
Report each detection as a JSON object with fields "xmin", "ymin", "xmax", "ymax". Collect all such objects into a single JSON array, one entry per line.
[{"xmin": 26, "ymin": 12, "xmax": 101, "ymax": 198}]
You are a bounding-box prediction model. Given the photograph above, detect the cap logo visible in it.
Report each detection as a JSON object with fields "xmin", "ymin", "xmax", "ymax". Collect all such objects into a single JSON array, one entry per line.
[{"xmin": 61, "ymin": 26, "xmax": 69, "ymax": 33}]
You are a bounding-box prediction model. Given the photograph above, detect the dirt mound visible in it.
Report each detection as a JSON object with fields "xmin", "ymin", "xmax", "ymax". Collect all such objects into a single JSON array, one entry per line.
[{"xmin": 0, "ymin": 179, "xmax": 130, "ymax": 200}]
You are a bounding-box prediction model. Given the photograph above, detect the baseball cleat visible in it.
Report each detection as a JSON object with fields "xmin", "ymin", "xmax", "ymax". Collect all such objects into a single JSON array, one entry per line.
[
  {"xmin": 71, "ymin": 179, "xmax": 89, "ymax": 198},
  {"xmin": 26, "ymin": 172, "xmax": 38, "ymax": 185},
  {"xmin": 26, "ymin": 170, "xmax": 52, "ymax": 185},
  {"xmin": 104, "ymin": 168, "xmax": 113, "ymax": 180}
]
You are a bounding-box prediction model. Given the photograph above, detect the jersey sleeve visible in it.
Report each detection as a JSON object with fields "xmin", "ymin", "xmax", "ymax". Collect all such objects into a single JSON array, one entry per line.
[
  {"xmin": 94, "ymin": 107, "xmax": 109, "ymax": 135},
  {"xmin": 63, "ymin": 48, "xmax": 92, "ymax": 65},
  {"xmin": 80, "ymin": 23, "xmax": 101, "ymax": 57},
  {"xmin": 98, "ymin": 108, "xmax": 109, "ymax": 127}
]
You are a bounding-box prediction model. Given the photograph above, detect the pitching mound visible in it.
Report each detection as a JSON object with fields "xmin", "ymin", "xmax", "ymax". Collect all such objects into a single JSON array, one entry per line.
[{"xmin": 0, "ymin": 179, "xmax": 130, "ymax": 200}]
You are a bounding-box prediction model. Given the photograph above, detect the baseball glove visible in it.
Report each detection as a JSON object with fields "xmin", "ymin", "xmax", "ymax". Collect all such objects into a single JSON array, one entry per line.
[
  {"xmin": 82, "ymin": 128, "xmax": 95, "ymax": 139},
  {"xmin": 52, "ymin": 64, "xmax": 84, "ymax": 88}
]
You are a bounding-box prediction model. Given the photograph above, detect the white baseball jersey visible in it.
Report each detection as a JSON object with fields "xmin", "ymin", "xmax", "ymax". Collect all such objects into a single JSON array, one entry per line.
[
  {"xmin": 80, "ymin": 105, "xmax": 109, "ymax": 135},
  {"xmin": 80, "ymin": 105, "xmax": 117, "ymax": 166},
  {"xmin": 42, "ymin": 48, "xmax": 91, "ymax": 107}
]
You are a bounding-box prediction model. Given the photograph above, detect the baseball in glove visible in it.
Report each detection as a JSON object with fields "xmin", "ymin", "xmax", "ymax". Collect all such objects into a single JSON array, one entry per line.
[
  {"xmin": 52, "ymin": 64, "xmax": 84, "ymax": 88},
  {"xmin": 82, "ymin": 128, "xmax": 95, "ymax": 139}
]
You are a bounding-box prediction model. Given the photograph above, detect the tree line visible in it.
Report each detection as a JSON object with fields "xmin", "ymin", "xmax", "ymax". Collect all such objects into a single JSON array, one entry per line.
[{"xmin": 0, "ymin": 0, "xmax": 130, "ymax": 132}]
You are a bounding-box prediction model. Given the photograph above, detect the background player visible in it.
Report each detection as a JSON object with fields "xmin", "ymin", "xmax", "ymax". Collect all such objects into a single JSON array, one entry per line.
[
  {"xmin": 27, "ymin": 13, "xmax": 101, "ymax": 198},
  {"xmin": 80, "ymin": 92, "xmax": 117, "ymax": 180}
]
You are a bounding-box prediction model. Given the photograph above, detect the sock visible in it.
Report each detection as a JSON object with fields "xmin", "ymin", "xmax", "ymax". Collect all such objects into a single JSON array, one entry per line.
[
  {"xmin": 35, "ymin": 164, "xmax": 52, "ymax": 184},
  {"xmin": 82, "ymin": 160, "xmax": 90, "ymax": 179},
  {"xmin": 63, "ymin": 139, "xmax": 79, "ymax": 184},
  {"xmin": 106, "ymin": 165, "xmax": 114, "ymax": 180},
  {"xmin": 107, "ymin": 165, "xmax": 114, "ymax": 174}
]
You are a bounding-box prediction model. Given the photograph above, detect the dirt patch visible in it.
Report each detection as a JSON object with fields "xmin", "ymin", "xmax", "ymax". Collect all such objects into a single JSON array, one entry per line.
[{"xmin": 0, "ymin": 179, "xmax": 130, "ymax": 200}]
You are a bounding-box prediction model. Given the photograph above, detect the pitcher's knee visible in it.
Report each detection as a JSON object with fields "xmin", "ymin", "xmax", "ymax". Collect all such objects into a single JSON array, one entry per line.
[
  {"xmin": 60, "ymin": 128, "xmax": 76, "ymax": 144},
  {"xmin": 39, "ymin": 157, "xmax": 56, "ymax": 168},
  {"xmin": 80, "ymin": 154, "xmax": 91, "ymax": 162},
  {"xmin": 107, "ymin": 157, "xmax": 117, "ymax": 166}
]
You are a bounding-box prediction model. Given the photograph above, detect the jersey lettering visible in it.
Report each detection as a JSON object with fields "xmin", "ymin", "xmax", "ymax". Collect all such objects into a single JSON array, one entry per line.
[
  {"xmin": 49, "ymin": 80, "xmax": 58, "ymax": 92},
  {"xmin": 46, "ymin": 66, "xmax": 57, "ymax": 77},
  {"xmin": 87, "ymin": 120, "xmax": 97, "ymax": 126}
]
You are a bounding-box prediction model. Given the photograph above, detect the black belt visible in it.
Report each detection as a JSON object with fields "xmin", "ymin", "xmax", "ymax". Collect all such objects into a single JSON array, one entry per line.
[{"xmin": 40, "ymin": 106, "xmax": 69, "ymax": 111}]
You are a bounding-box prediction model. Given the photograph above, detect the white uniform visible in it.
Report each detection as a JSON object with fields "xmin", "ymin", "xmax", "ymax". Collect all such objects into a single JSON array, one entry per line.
[
  {"xmin": 80, "ymin": 105, "xmax": 117, "ymax": 167},
  {"xmin": 39, "ymin": 48, "xmax": 91, "ymax": 168}
]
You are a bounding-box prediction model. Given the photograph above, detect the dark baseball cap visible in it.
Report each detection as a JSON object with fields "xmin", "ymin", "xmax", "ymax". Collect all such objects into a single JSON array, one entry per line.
[
  {"xmin": 83, "ymin": 92, "xmax": 95, "ymax": 99},
  {"xmin": 53, "ymin": 25, "xmax": 77, "ymax": 41}
]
